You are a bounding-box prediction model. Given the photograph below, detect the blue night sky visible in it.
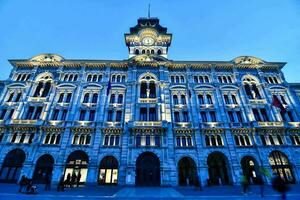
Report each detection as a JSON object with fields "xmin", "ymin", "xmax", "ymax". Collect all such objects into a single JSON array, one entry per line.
[{"xmin": 0, "ymin": 0, "xmax": 299, "ymax": 82}]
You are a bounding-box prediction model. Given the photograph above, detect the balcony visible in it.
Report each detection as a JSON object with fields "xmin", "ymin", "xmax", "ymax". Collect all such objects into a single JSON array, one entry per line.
[
  {"xmin": 249, "ymin": 99, "xmax": 267, "ymax": 104},
  {"xmin": 254, "ymin": 121, "xmax": 284, "ymax": 127},
  {"xmin": 11, "ymin": 119, "xmax": 40, "ymax": 125},
  {"xmin": 199, "ymin": 104, "xmax": 214, "ymax": 109},
  {"xmin": 134, "ymin": 121, "xmax": 163, "ymax": 127},
  {"xmin": 104, "ymin": 121, "xmax": 122, "ymax": 128},
  {"xmin": 74, "ymin": 121, "xmax": 95, "ymax": 127},
  {"xmin": 28, "ymin": 96, "xmax": 47, "ymax": 102},
  {"xmin": 200, "ymin": 122, "xmax": 223, "ymax": 128},
  {"xmin": 286, "ymin": 122, "xmax": 300, "ymax": 128},
  {"xmin": 174, "ymin": 122, "xmax": 192, "ymax": 128},
  {"xmin": 82, "ymin": 102, "xmax": 98, "ymax": 108},
  {"xmin": 138, "ymin": 98, "xmax": 158, "ymax": 103},
  {"xmin": 47, "ymin": 120, "xmax": 64, "ymax": 126},
  {"xmin": 229, "ymin": 122, "xmax": 251, "ymax": 128},
  {"xmin": 225, "ymin": 104, "xmax": 239, "ymax": 109}
]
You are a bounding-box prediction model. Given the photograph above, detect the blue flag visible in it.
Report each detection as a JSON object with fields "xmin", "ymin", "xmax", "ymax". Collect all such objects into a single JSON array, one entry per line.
[{"xmin": 106, "ymin": 80, "xmax": 111, "ymax": 95}]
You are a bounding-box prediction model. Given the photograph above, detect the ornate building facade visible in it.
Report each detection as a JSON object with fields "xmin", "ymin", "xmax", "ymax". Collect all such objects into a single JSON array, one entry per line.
[{"xmin": 0, "ymin": 17, "xmax": 300, "ymax": 187}]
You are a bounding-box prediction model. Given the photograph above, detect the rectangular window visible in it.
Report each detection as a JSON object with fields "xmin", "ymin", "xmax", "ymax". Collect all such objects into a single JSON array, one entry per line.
[
  {"xmin": 174, "ymin": 112, "xmax": 180, "ymax": 122},
  {"xmin": 34, "ymin": 106, "xmax": 43, "ymax": 119},
  {"xmin": 26, "ymin": 106, "xmax": 35, "ymax": 119},
  {"xmin": 224, "ymin": 95, "xmax": 230, "ymax": 104},
  {"xmin": 107, "ymin": 110, "xmax": 113, "ymax": 121},
  {"xmin": 0, "ymin": 109, "xmax": 7, "ymax": 120},
  {"xmin": 116, "ymin": 111, "xmax": 122, "ymax": 122},
  {"xmin": 89, "ymin": 110, "xmax": 95, "ymax": 121},
  {"xmin": 79, "ymin": 110, "xmax": 86, "ymax": 121},
  {"xmin": 201, "ymin": 112, "xmax": 207, "ymax": 122},
  {"xmin": 52, "ymin": 109, "xmax": 59, "ymax": 120},
  {"xmin": 252, "ymin": 109, "xmax": 261, "ymax": 121},
  {"xmin": 261, "ymin": 109, "xmax": 269, "ymax": 121},
  {"xmin": 149, "ymin": 108, "xmax": 157, "ymax": 121},
  {"xmin": 228, "ymin": 111, "xmax": 235, "ymax": 122},
  {"xmin": 7, "ymin": 109, "xmax": 14, "ymax": 119},
  {"xmin": 232, "ymin": 95, "xmax": 238, "ymax": 104},
  {"xmin": 209, "ymin": 111, "xmax": 216, "ymax": 122},
  {"xmin": 61, "ymin": 110, "xmax": 68, "ymax": 120},
  {"xmin": 115, "ymin": 135, "xmax": 120, "ymax": 146},
  {"xmin": 140, "ymin": 108, "xmax": 147, "ymax": 121},
  {"xmin": 207, "ymin": 94, "xmax": 213, "ymax": 104},
  {"xmin": 236, "ymin": 111, "xmax": 243, "ymax": 122},
  {"xmin": 183, "ymin": 111, "xmax": 189, "ymax": 122},
  {"xmin": 176, "ymin": 137, "xmax": 181, "ymax": 146},
  {"xmin": 287, "ymin": 111, "xmax": 294, "ymax": 122}
]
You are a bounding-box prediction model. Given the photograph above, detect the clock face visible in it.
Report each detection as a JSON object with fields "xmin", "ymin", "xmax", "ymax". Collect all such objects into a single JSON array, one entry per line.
[{"xmin": 142, "ymin": 37, "xmax": 154, "ymax": 45}]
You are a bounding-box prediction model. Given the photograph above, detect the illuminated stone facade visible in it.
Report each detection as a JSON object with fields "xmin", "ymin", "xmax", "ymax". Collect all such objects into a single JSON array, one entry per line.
[{"xmin": 0, "ymin": 17, "xmax": 300, "ymax": 187}]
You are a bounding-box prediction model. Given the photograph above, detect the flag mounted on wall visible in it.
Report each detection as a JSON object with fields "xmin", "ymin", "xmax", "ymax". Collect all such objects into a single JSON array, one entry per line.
[{"xmin": 272, "ymin": 95, "xmax": 286, "ymax": 114}]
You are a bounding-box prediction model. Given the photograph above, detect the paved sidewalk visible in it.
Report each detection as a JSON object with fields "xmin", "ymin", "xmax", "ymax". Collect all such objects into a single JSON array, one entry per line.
[{"xmin": 1, "ymin": 183, "xmax": 300, "ymax": 199}]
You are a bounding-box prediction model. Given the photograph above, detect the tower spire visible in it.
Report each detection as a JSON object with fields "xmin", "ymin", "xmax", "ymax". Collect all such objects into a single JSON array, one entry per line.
[{"xmin": 148, "ymin": 4, "xmax": 151, "ymax": 18}]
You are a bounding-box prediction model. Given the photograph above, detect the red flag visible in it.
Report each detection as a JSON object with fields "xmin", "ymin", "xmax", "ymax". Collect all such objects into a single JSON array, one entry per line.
[{"xmin": 272, "ymin": 95, "xmax": 286, "ymax": 114}]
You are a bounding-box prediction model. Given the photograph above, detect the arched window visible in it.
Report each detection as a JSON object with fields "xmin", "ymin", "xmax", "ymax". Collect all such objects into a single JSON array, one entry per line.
[
  {"xmin": 135, "ymin": 49, "xmax": 140, "ymax": 55},
  {"xmin": 199, "ymin": 76, "xmax": 204, "ymax": 83},
  {"xmin": 83, "ymin": 93, "xmax": 89, "ymax": 103},
  {"xmin": 99, "ymin": 156, "xmax": 118, "ymax": 185},
  {"xmin": 175, "ymin": 76, "xmax": 180, "ymax": 83},
  {"xmin": 157, "ymin": 49, "xmax": 162, "ymax": 55},
  {"xmin": 171, "ymin": 76, "xmax": 175, "ymax": 83},
  {"xmin": 14, "ymin": 92, "xmax": 22, "ymax": 102},
  {"xmin": 181, "ymin": 95, "xmax": 186, "ymax": 104},
  {"xmin": 121, "ymin": 76, "xmax": 125, "ymax": 82},
  {"xmin": 142, "ymin": 49, "xmax": 145, "ymax": 54},
  {"xmin": 112, "ymin": 75, "xmax": 116, "ymax": 82},
  {"xmin": 217, "ymin": 135, "xmax": 223, "ymax": 146},
  {"xmin": 41, "ymin": 82, "xmax": 51, "ymax": 97},
  {"xmin": 136, "ymin": 134, "xmax": 141, "ymax": 146},
  {"xmin": 92, "ymin": 75, "xmax": 97, "ymax": 82},
  {"xmin": 92, "ymin": 93, "xmax": 98, "ymax": 103},
  {"xmin": 63, "ymin": 75, "xmax": 68, "ymax": 81},
  {"xmin": 87, "ymin": 75, "xmax": 92, "ymax": 82},
  {"xmin": 74, "ymin": 74, "xmax": 78, "ymax": 81},
  {"xmin": 207, "ymin": 94, "xmax": 213, "ymax": 104},
  {"xmin": 117, "ymin": 94, "xmax": 123, "ymax": 104},
  {"xmin": 205, "ymin": 135, "xmax": 210, "ymax": 146},
  {"xmin": 204, "ymin": 76, "xmax": 209, "ymax": 83},
  {"xmin": 234, "ymin": 135, "xmax": 240, "ymax": 146},
  {"xmin": 180, "ymin": 76, "xmax": 184, "ymax": 83},
  {"xmin": 140, "ymin": 82, "xmax": 147, "ymax": 98},
  {"xmin": 68, "ymin": 75, "xmax": 73, "ymax": 82},
  {"xmin": 149, "ymin": 82, "xmax": 156, "ymax": 98},
  {"xmin": 151, "ymin": 49, "xmax": 155, "ymax": 54}
]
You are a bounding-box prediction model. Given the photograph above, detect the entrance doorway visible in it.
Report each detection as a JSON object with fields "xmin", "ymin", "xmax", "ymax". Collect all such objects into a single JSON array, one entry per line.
[
  {"xmin": 269, "ymin": 151, "xmax": 295, "ymax": 183},
  {"xmin": 241, "ymin": 156, "xmax": 260, "ymax": 184},
  {"xmin": 64, "ymin": 150, "xmax": 88, "ymax": 186},
  {"xmin": 99, "ymin": 156, "xmax": 118, "ymax": 185},
  {"xmin": 32, "ymin": 154, "xmax": 54, "ymax": 183},
  {"xmin": 0, "ymin": 149, "xmax": 26, "ymax": 183},
  {"xmin": 178, "ymin": 157, "xmax": 198, "ymax": 186},
  {"xmin": 207, "ymin": 152, "xmax": 230, "ymax": 185},
  {"xmin": 135, "ymin": 152, "xmax": 160, "ymax": 186}
]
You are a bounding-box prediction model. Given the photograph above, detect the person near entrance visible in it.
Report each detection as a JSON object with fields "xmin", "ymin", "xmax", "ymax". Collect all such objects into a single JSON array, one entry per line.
[
  {"xmin": 71, "ymin": 172, "xmax": 77, "ymax": 188},
  {"xmin": 240, "ymin": 174, "xmax": 249, "ymax": 194},
  {"xmin": 45, "ymin": 172, "xmax": 52, "ymax": 191},
  {"xmin": 76, "ymin": 172, "xmax": 81, "ymax": 187}
]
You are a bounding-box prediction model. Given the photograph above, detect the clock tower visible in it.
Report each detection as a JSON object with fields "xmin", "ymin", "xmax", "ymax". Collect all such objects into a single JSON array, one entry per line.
[{"xmin": 125, "ymin": 17, "xmax": 172, "ymax": 59}]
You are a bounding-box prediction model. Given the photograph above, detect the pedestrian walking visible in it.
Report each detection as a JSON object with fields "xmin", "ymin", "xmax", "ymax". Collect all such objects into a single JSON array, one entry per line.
[
  {"xmin": 66, "ymin": 173, "xmax": 71, "ymax": 188},
  {"xmin": 76, "ymin": 172, "xmax": 81, "ymax": 187},
  {"xmin": 241, "ymin": 174, "xmax": 249, "ymax": 194},
  {"xmin": 71, "ymin": 172, "xmax": 77, "ymax": 188},
  {"xmin": 45, "ymin": 173, "xmax": 52, "ymax": 191},
  {"xmin": 57, "ymin": 176, "xmax": 65, "ymax": 191},
  {"xmin": 272, "ymin": 174, "xmax": 289, "ymax": 200},
  {"xmin": 18, "ymin": 175, "xmax": 27, "ymax": 193}
]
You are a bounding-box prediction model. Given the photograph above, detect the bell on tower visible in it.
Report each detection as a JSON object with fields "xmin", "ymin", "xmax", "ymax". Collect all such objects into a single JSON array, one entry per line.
[{"xmin": 124, "ymin": 16, "xmax": 172, "ymax": 59}]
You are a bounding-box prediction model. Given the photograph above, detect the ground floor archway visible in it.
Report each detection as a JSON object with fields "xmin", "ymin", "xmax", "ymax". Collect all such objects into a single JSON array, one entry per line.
[
  {"xmin": 269, "ymin": 151, "xmax": 295, "ymax": 183},
  {"xmin": 0, "ymin": 149, "xmax": 26, "ymax": 183},
  {"xmin": 207, "ymin": 152, "xmax": 230, "ymax": 185},
  {"xmin": 178, "ymin": 157, "xmax": 198, "ymax": 186},
  {"xmin": 32, "ymin": 154, "xmax": 54, "ymax": 183},
  {"xmin": 64, "ymin": 150, "xmax": 88, "ymax": 186},
  {"xmin": 98, "ymin": 156, "xmax": 118, "ymax": 185},
  {"xmin": 241, "ymin": 156, "xmax": 260, "ymax": 184},
  {"xmin": 135, "ymin": 152, "xmax": 160, "ymax": 186}
]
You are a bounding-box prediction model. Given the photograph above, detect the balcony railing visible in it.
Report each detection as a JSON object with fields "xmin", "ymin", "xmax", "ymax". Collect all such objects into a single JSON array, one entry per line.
[
  {"xmin": 104, "ymin": 121, "xmax": 122, "ymax": 127},
  {"xmin": 74, "ymin": 121, "xmax": 95, "ymax": 127},
  {"xmin": 199, "ymin": 104, "xmax": 214, "ymax": 109},
  {"xmin": 28, "ymin": 97, "xmax": 47, "ymax": 102}
]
